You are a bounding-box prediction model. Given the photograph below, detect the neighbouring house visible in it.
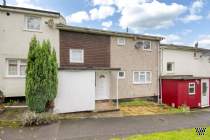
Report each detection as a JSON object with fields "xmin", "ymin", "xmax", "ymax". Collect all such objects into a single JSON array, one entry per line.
[
  {"xmin": 160, "ymin": 44, "xmax": 210, "ymax": 108},
  {"xmin": 0, "ymin": 5, "xmax": 65, "ymax": 97},
  {"xmin": 54, "ymin": 24, "xmax": 163, "ymax": 113}
]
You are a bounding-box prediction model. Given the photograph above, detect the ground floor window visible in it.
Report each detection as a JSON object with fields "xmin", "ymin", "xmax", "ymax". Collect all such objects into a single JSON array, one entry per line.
[
  {"xmin": 188, "ymin": 82, "xmax": 195, "ymax": 95},
  {"xmin": 7, "ymin": 59, "xmax": 27, "ymax": 77},
  {"xmin": 133, "ymin": 71, "xmax": 152, "ymax": 84}
]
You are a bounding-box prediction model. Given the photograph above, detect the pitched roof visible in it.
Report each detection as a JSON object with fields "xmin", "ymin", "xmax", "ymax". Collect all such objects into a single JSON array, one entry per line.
[
  {"xmin": 0, "ymin": 5, "xmax": 60, "ymax": 16},
  {"xmin": 161, "ymin": 43, "xmax": 210, "ymax": 52},
  {"xmin": 56, "ymin": 24, "xmax": 164, "ymax": 41}
]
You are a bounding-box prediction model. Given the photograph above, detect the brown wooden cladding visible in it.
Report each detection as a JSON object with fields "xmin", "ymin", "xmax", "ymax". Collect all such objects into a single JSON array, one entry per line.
[{"xmin": 60, "ymin": 30, "xmax": 111, "ymax": 68}]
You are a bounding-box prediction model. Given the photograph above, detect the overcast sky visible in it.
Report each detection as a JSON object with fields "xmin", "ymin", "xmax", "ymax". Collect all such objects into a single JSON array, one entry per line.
[{"xmin": 4, "ymin": 0, "xmax": 210, "ymax": 48}]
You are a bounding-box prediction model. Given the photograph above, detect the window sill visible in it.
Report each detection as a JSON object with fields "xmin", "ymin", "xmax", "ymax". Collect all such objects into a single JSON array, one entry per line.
[
  {"xmin": 4, "ymin": 76, "xmax": 26, "ymax": 79},
  {"xmin": 117, "ymin": 44, "xmax": 126, "ymax": 46},
  {"xmin": 166, "ymin": 71, "xmax": 174, "ymax": 74},
  {"xmin": 69, "ymin": 61, "xmax": 84, "ymax": 64},
  {"xmin": 133, "ymin": 82, "xmax": 152, "ymax": 85},
  {"xmin": 118, "ymin": 77, "xmax": 125, "ymax": 79},
  {"xmin": 143, "ymin": 49, "xmax": 152, "ymax": 52},
  {"xmin": 23, "ymin": 29, "xmax": 42, "ymax": 33},
  {"xmin": 189, "ymin": 93, "xmax": 195, "ymax": 95}
]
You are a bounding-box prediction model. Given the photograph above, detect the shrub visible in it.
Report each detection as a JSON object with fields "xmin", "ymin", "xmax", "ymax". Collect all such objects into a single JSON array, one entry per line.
[
  {"xmin": 178, "ymin": 104, "xmax": 190, "ymax": 112},
  {"xmin": 22, "ymin": 111, "xmax": 58, "ymax": 126},
  {"xmin": 25, "ymin": 37, "xmax": 58, "ymax": 113}
]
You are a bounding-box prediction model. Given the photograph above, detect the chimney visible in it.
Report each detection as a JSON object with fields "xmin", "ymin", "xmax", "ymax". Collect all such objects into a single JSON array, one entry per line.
[
  {"xmin": 195, "ymin": 42, "xmax": 198, "ymax": 48},
  {"xmin": 194, "ymin": 41, "xmax": 199, "ymax": 57},
  {"xmin": 126, "ymin": 27, "xmax": 129, "ymax": 33},
  {"xmin": 3, "ymin": 0, "xmax": 6, "ymax": 6}
]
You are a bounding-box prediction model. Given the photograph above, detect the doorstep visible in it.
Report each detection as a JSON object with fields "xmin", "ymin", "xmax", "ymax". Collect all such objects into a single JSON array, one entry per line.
[{"xmin": 95, "ymin": 100, "xmax": 119, "ymax": 112}]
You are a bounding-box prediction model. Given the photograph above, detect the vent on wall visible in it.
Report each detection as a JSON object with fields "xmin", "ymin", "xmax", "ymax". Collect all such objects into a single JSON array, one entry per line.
[{"xmin": 46, "ymin": 19, "xmax": 54, "ymax": 28}]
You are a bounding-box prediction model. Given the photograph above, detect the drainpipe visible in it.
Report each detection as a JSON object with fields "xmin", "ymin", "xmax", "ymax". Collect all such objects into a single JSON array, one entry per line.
[
  {"xmin": 116, "ymin": 71, "xmax": 119, "ymax": 109},
  {"xmin": 157, "ymin": 42, "xmax": 160, "ymax": 104},
  {"xmin": 159, "ymin": 46, "xmax": 163, "ymax": 104}
]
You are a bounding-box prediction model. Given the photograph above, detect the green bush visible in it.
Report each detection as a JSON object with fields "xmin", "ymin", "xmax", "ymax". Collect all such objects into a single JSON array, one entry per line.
[
  {"xmin": 25, "ymin": 37, "xmax": 58, "ymax": 113},
  {"xmin": 22, "ymin": 111, "xmax": 58, "ymax": 126}
]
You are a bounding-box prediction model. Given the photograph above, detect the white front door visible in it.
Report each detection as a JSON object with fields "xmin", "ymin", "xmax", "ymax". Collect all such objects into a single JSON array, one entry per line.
[
  {"xmin": 95, "ymin": 71, "xmax": 110, "ymax": 100},
  {"xmin": 201, "ymin": 79, "xmax": 209, "ymax": 107}
]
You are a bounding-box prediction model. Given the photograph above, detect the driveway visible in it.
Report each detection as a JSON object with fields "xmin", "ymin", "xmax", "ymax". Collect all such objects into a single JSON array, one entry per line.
[{"xmin": 1, "ymin": 111, "xmax": 210, "ymax": 140}]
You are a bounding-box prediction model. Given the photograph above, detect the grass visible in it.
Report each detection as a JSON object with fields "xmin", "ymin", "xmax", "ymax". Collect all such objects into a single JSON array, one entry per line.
[
  {"xmin": 111, "ymin": 126, "xmax": 210, "ymax": 140},
  {"xmin": 120, "ymin": 99, "xmax": 153, "ymax": 107}
]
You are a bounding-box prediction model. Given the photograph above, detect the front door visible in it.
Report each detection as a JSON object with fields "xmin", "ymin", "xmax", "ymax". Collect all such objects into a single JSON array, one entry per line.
[
  {"xmin": 201, "ymin": 79, "xmax": 209, "ymax": 107},
  {"xmin": 95, "ymin": 71, "xmax": 110, "ymax": 100}
]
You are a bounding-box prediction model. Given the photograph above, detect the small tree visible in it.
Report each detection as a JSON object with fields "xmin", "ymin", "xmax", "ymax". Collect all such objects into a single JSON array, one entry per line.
[{"xmin": 25, "ymin": 37, "xmax": 58, "ymax": 113}]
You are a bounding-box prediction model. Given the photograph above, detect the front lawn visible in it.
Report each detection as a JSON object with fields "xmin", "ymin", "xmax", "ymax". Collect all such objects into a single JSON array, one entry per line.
[{"xmin": 112, "ymin": 126, "xmax": 210, "ymax": 140}]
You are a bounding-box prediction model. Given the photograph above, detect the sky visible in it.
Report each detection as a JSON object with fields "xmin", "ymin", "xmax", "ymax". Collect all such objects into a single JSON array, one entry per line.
[{"xmin": 4, "ymin": 0, "xmax": 210, "ymax": 48}]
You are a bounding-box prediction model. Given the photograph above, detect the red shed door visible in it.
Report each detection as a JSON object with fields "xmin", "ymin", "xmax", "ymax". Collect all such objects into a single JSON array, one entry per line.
[{"xmin": 201, "ymin": 79, "xmax": 209, "ymax": 107}]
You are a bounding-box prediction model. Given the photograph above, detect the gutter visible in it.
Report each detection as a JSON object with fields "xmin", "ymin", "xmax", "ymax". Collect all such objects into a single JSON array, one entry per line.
[{"xmin": 56, "ymin": 24, "xmax": 164, "ymax": 41}]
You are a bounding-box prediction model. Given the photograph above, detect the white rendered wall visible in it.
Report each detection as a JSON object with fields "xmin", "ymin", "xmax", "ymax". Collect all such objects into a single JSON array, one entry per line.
[
  {"xmin": 0, "ymin": 9, "xmax": 63, "ymax": 97},
  {"xmin": 162, "ymin": 49, "xmax": 210, "ymax": 77},
  {"xmin": 54, "ymin": 71, "xmax": 95, "ymax": 113}
]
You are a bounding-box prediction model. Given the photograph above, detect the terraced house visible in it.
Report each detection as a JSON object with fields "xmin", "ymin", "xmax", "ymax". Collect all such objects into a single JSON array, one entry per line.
[
  {"xmin": 0, "ymin": 5, "xmax": 65, "ymax": 97},
  {"xmin": 0, "ymin": 5, "xmax": 163, "ymax": 113},
  {"xmin": 54, "ymin": 25, "xmax": 163, "ymax": 113}
]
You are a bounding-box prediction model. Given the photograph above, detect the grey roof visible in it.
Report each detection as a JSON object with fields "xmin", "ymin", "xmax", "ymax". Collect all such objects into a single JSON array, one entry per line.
[
  {"xmin": 57, "ymin": 24, "xmax": 164, "ymax": 41},
  {"xmin": 161, "ymin": 43, "xmax": 210, "ymax": 52},
  {"xmin": 0, "ymin": 5, "xmax": 60, "ymax": 15}
]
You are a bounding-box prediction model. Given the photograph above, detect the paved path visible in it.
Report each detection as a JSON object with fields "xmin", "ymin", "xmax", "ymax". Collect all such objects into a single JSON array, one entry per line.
[{"xmin": 1, "ymin": 111, "xmax": 210, "ymax": 140}]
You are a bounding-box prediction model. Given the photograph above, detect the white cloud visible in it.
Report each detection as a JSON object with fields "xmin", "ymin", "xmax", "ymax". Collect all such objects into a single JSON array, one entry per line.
[
  {"xmin": 207, "ymin": 12, "xmax": 210, "ymax": 19},
  {"xmin": 89, "ymin": 6, "xmax": 115, "ymax": 20},
  {"xmin": 198, "ymin": 35, "xmax": 210, "ymax": 48},
  {"xmin": 182, "ymin": 14, "xmax": 203, "ymax": 23},
  {"xmin": 102, "ymin": 21, "xmax": 112, "ymax": 28},
  {"xmin": 66, "ymin": 11, "xmax": 89, "ymax": 24},
  {"xmin": 91, "ymin": 0, "xmax": 114, "ymax": 6},
  {"xmin": 15, "ymin": 0, "xmax": 43, "ymax": 9},
  {"xmin": 118, "ymin": 0, "xmax": 187, "ymax": 31},
  {"xmin": 161, "ymin": 34, "xmax": 183, "ymax": 45},
  {"xmin": 181, "ymin": 0, "xmax": 204, "ymax": 23},
  {"xmin": 190, "ymin": 0, "xmax": 203, "ymax": 14}
]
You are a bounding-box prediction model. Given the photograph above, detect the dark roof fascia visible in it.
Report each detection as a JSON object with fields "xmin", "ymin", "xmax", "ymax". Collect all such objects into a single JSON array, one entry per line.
[
  {"xmin": 59, "ymin": 67, "xmax": 121, "ymax": 71},
  {"xmin": 0, "ymin": 5, "xmax": 60, "ymax": 16},
  {"xmin": 56, "ymin": 24, "xmax": 164, "ymax": 41},
  {"xmin": 160, "ymin": 75, "xmax": 210, "ymax": 80},
  {"xmin": 161, "ymin": 43, "xmax": 210, "ymax": 52}
]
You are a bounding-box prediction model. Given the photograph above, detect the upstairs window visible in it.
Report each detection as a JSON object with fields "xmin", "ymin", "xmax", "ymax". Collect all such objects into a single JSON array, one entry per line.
[
  {"xmin": 133, "ymin": 71, "xmax": 152, "ymax": 84},
  {"xmin": 25, "ymin": 16, "xmax": 41, "ymax": 31},
  {"xmin": 189, "ymin": 83, "xmax": 195, "ymax": 95},
  {"xmin": 167, "ymin": 62, "xmax": 174, "ymax": 73},
  {"xmin": 118, "ymin": 71, "xmax": 125, "ymax": 79},
  {"xmin": 117, "ymin": 37, "xmax": 126, "ymax": 46},
  {"xmin": 69, "ymin": 49, "xmax": 84, "ymax": 63},
  {"xmin": 143, "ymin": 41, "xmax": 151, "ymax": 51},
  {"xmin": 7, "ymin": 59, "xmax": 27, "ymax": 77}
]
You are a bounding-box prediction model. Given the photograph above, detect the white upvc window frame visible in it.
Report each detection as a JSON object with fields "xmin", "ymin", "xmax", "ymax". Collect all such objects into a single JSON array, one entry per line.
[
  {"xmin": 133, "ymin": 71, "xmax": 152, "ymax": 84},
  {"xmin": 143, "ymin": 40, "xmax": 152, "ymax": 51},
  {"xmin": 118, "ymin": 71, "xmax": 125, "ymax": 79},
  {"xmin": 166, "ymin": 62, "xmax": 175, "ymax": 73},
  {"xmin": 117, "ymin": 37, "xmax": 126, "ymax": 46},
  {"xmin": 69, "ymin": 49, "xmax": 84, "ymax": 63},
  {"xmin": 24, "ymin": 15, "xmax": 41, "ymax": 32},
  {"xmin": 188, "ymin": 82, "xmax": 196, "ymax": 95},
  {"xmin": 6, "ymin": 59, "xmax": 27, "ymax": 78}
]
